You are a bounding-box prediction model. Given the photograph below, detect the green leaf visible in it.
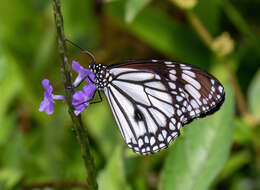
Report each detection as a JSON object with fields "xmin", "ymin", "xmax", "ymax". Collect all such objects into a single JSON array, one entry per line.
[
  {"xmin": 98, "ymin": 146, "xmax": 131, "ymax": 190},
  {"xmin": 233, "ymin": 118, "xmax": 253, "ymax": 144},
  {"xmin": 63, "ymin": 0, "xmax": 100, "ymax": 49},
  {"xmin": 84, "ymin": 99, "xmax": 122, "ymax": 158},
  {"xmin": 0, "ymin": 168, "xmax": 23, "ymax": 190},
  {"xmin": 106, "ymin": 1, "xmax": 210, "ymax": 67},
  {"xmin": 125, "ymin": 0, "xmax": 151, "ymax": 23},
  {"xmin": 219, "ymin": 150, "xmax": 251, "ymax": 181},
  {"xmin": 0, "ymin": 53, "xmax": 23, "ymax": 145},
  {"xmin": 0, "ymin": 113, "xmax": 16, "ymax": 145},
  {"xmin": 32, "ymin": 24, "xmax": 56, "ymax": 81},
  {"xmin": 0, "ymin": 53, "xmax": 23, "ymax": 116},
  {"xmin": 248, "ymin": 69, "xmax": 260, "ymax": 120},
  {"xmin": 161, "ymin": 85, "xmax": 234, "ymax": 190},
  {"xmin": 194, "ymin": 0, "xmax": 220, "ymax": 35}
]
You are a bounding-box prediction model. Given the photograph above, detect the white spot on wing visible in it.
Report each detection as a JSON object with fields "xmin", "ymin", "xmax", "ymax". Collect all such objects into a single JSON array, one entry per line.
[
  {"xmin": 171, "ymin": 118, "xmax": 176, "ymax": 124},
  {"xmin": 158, "ymin": 134, "xmax": 164, "ymax": 141},
  {"xmin": 146, "ymin": 88, "xmax": 172, "ymax": 104},
  {"xmin": 148, "ymin": 95, "xmax": 174, "ymax": 117},
  {"xmin": 170, "ymin": 70, "xmax": 176, "ymax": 75},
  {"xmin": 164, "ymin": 61, "xmax": 172, "ymax": 65},
  {"xmin": 182, "ymin": 73, "xmax": 201, "ymax": 90},
  {"xmin": 117, "ymin": 72, "xmax": 155, "ymax": 81},
  {"xmin": 181, "ymin": 66, "xmax": 191, "ymax": 70},
  {"xmin": 110, "ymin": 68, "xmax": 138, "ymax": 75},
  {"xmin": 183, "ymin": 70, "xmax": 196, "ymax": 77},
  {"xmin": 167, "ymin": 136, "xmax": 172, "ymax": 143},
  {"xmin": 169, "ymin": 122, "xmax": 175, "ymax": 130},
  {"xmin": 190, "ymin": 111, "xmax": 195, "ymax": 116},
  {"xmin": 185, "ymin": 84, "xmax": 201, "ymax": 99},
  {"xmin": 136, "ymin": 120, "xmax": 146, "ymax": 138},
  {"xmin": 162, "ymin": 130, "xmax": 167, "ymax": 138},
  {"xmin": 150, "ymin": 137, "xmax": 155, "ymax": 145},
  {"xmin": 138, "ymin": 139, "xmax": 144, "ymax": 147},
  {"xmin": 177, "ymin": 122, "xmax": 181, "ymax": 130},
  {"xmin": 168, "ymin": 82, "xmax": 176, "ymax": 89},
  {"xmin": 190, "ymin": 99, "xmax": 199, "ymax": 109},
  {"xmin": 159, "ymin": 143, "xmax": 165, "ymax": 148},
  {"xmin": 218, "ymin": 86, "xmax": 223, "ymax": 93},
  {"xmin": 171, "ymin": 132, "xmax": 178, "ymax": 137},
  {"xmin": 144, "ymin": 136, "xmax": 149, "ymax": 143},
  {"xmin": 145, "ymin": 81, "xmax": 166, "ymax": 90},
  {"xmin": 169, "ymin": 74, "xmax": 177, "ymax": 81},
  {"xmin": 177, "ymin": 109, "xmax": 182, "ymax": 116},
  {"xmin": 149, "ymin": 108, "xmax": 167, "ymax": 127},
  {"xmin": 153, "ymin": 146, "xmax": 159, "ymax": 151},
  {"xmin": 137, "ymin": 105, "xmax": 158, "ymax": 134},
  {"xmin": 176, "ymin": 96, "xmax": 183, "ymax": 102},
  {"xmin": 155, "ymin": 75, "xmax": 161, "ymax": 80},
  {"xmin": 113, "ymin": 81, "xmax": 150, "ymax": 106}
]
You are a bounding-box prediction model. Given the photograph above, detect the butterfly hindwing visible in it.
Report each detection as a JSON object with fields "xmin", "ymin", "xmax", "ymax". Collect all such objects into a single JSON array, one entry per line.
[{"xmin": 100, "ymin": 60, "xmax": 225, "ymax": 155}]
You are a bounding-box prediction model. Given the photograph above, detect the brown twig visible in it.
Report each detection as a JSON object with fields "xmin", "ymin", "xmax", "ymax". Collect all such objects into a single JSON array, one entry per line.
[
  {"xmin": 228, "ymin": 69, "xmax": 250, "ymax": 117},
  {"xmin": 186, "ymin": 11, "xmax": 214, "ymax": 49},
  {"xmin": 52, "ymin": 0, "xmax": 98, "ymax": 189},
  {"xmin": 229, "ymin": 68, "xmax": 260, "ymax": 126}
]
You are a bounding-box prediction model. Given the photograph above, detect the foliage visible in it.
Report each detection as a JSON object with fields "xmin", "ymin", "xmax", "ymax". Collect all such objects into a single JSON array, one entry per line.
[{"xmin": 0, "ymin": 0, "xmax": 260, "ymax": 189}]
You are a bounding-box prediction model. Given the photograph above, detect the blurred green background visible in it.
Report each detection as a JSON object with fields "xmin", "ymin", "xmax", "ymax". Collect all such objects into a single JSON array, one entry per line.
[{"xmin": 0, "ymin": 0, "xmax": 260, "ymax": 189}]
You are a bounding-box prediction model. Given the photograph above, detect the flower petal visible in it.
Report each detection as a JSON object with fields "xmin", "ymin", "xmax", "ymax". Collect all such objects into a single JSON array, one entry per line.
[
  {"xmin": 72, "ymin": 83, "xmax": 97, "ymax": 115},
  {"xmin": 83, "ymin": 84, "xmax": 96, "ymax": 99},
  {"xmin": 39, "ymin": 94, "xmax": 54, "ymax": 115},
  {"xmin": 72, "ymin": 60, "xmax": 96, "ymax": 86},
  {"xmin": 39, "ymin": 79, "xmax": 64, "ymax": 115},
  {"xmin": 42, "ymin": 79, "xmax": 53, "ymax": 94}
]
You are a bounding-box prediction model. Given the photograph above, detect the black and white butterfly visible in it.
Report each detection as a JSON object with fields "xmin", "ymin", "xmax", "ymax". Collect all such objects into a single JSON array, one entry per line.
[{"xmin": 89, "ymin": 60, "xmax": 225, "ymax": 155}]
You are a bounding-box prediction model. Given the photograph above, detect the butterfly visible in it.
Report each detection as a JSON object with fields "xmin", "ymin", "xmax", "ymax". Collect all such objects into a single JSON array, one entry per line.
[{"xmin": 89, "ymin": 60, "xmax": 225, "ymax": 155}]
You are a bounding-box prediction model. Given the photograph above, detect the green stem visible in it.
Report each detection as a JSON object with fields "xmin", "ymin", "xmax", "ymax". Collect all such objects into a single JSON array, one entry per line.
[
  {"xmin": 52, "ymin": 0, "xmax": 98, "ymax": 189},
  {"xmin": 186, "ymin": 11, "xmax": 213, "ymax": 49}
]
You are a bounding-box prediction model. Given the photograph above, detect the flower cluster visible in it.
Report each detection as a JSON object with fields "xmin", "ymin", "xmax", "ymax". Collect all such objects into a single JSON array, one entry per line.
[{"xmin": 39, "ymin": 61, "xmax": 96, "ymax": 116}]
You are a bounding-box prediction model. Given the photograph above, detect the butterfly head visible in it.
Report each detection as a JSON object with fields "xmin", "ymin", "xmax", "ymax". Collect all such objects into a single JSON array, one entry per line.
[{"xmin": 89, "ymin": 63, "xmax": 110, "ymax": 89}]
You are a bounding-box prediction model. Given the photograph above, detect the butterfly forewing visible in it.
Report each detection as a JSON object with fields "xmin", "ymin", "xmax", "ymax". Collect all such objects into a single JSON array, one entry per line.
[{"xmin": 100, "ymin": 60, "xmax": 225, "ymax": 155}]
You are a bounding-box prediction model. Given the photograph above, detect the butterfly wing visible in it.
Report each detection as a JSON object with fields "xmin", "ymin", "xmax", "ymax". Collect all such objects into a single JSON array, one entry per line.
[{"xmin": 103, "ymin": 60, "xmax": 225, "ymax": 155}]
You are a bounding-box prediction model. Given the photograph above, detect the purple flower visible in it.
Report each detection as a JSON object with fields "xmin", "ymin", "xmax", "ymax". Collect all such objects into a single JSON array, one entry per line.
[
  {"xmin": 39, "ymin": 61, "xmax": 97, "ymax": 116},
  {"xmin": 39, "ymin": 79, "xmax": 64, "ymax": 115},
  {"xmin": 72, "ymin": 84, "xmax": 96, "ymax": 115},
  {"xmin": 72, "ymin": 60, "xmax": 95, "ymax": 86}
]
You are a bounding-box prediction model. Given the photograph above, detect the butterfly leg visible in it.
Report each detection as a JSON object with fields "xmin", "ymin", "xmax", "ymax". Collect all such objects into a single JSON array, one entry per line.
[
  {"xmin": 90, "ymin": 90, "xmax": 102, "ymax": 104},
  {"xmin": 73, "ymin": 90, "xmax": 102, "ymax": 109}
]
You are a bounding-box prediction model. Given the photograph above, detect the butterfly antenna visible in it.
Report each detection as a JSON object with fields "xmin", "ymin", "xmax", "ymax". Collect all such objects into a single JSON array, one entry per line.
[{"xmin": 65, "ymin": 38, "xmax": 96, "ymax": 63}]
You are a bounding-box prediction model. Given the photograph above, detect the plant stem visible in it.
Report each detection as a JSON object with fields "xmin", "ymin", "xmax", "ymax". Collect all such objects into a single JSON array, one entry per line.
[
  {"xmin": 52, "ymin": 0, "xmax": 98, "ymax": 189},
  {"xmin": 186, "ymin": 11, "xmax": 213, "ymax": 49}
]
